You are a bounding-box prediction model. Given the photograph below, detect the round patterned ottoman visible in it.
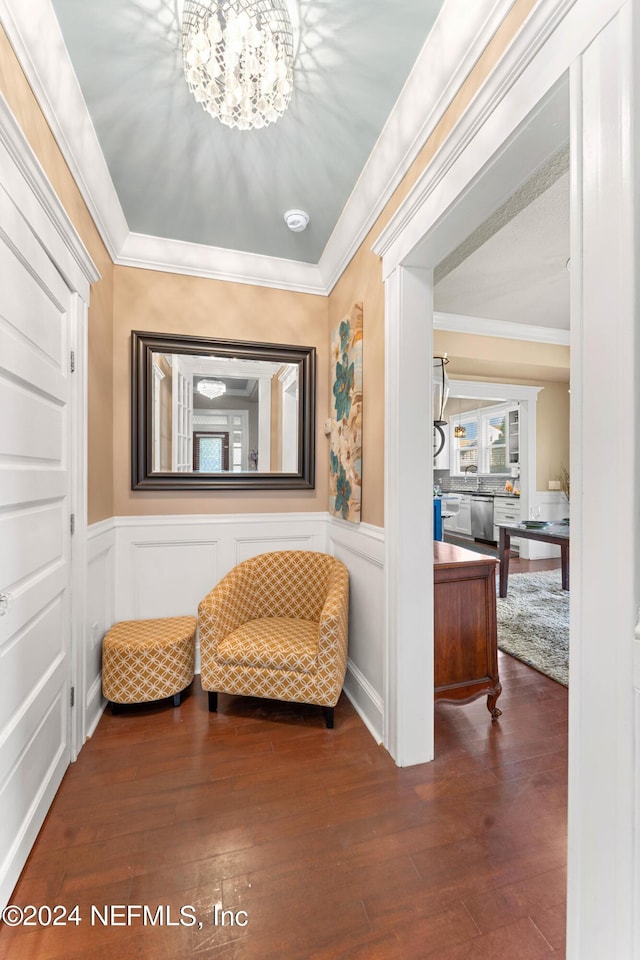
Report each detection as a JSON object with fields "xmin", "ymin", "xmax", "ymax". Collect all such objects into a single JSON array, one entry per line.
[{"xmin": 102, "ymin": 616, "xmax": 196, "ymax": 712}]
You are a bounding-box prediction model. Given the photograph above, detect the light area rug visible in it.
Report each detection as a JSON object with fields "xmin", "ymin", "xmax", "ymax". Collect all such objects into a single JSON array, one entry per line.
[{"xmin": 496, "ymin": 570, "xmax": 569, "ymax": 686}]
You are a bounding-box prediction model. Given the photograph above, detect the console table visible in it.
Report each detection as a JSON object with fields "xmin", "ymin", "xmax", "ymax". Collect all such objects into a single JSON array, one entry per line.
[
  {"xmin": 497, "ymin": 522, "xmax": 570, "ymax": 597},
  {"xmin": 433, "ymin": 541, "xmax": 502, "ymax": 719}
]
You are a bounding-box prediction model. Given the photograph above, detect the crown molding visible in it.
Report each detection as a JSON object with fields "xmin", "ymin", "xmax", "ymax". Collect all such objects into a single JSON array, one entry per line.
[
  {"xmin": 0, "ymin": 0, "xmax": 522, "ymax": 296},
  {"xmin": 318, "ymin": 0, "xmax": 519, "ymax": 294},
  {"xmin": 448, "ymin": 378, "xmax": 542, "ymax": 402},
  {"xmin": 0, "ymin": 90, "xmax": 99, "ymax": 290},
  {"xmin": 0, "ymin": 0, "xmax": 129, "ymax": 261},
  {"xmin": 434, "ymin": 311, "xmax": 570, "ymax": 345},
  {"xmin": 116, "ymin": 232, "xmax": 326, "ymax": 295}
]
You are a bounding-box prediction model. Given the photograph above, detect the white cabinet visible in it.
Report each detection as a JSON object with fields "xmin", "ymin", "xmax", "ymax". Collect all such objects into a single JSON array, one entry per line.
[
  {"xmin": 507, "ymin": 408, "xmax": 520, "ymax": 466},
  {"xmin": 457, "ymin": 495, "xmax": 472, "ymax": 535},
  {"xmin": 443, "ymin": 494, "xmax": 471, "ymax": 536},
  {"xmin": 493, "ymin": 496, "xmax": 521, "ymax": 543},
  {"xmin": 441, "ymin": 495, "xmax": 459, "ymax": 532}
]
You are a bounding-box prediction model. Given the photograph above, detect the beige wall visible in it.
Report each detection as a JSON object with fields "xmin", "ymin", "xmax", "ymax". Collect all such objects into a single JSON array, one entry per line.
[
  {"xmin": 0, "ymin": 27, "xmax": 114, "ymax": 525},
  {"xmin": 535, "ymin": 381, "xmax": 570, "ymax": 491},
  {"xmin": 329, "ymin": 244, "xmax": 386, "ymax": 527},
  {"xmin": 113, "ymin": 266, "xmax": 329, "ymax": 515},
  {"xmin": 327, "ymin": 0, "xmax": 541, "ymax": 527}
]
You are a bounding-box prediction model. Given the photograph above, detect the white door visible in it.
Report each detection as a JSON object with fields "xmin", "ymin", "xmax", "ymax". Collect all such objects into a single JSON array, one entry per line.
[
  {"xmin": 172, "ymin": 360, "xmax": 193, "ymax": 471},
  {"xmin": 0, "ymin": 183, "xmax": 73, "ymax": 907}
]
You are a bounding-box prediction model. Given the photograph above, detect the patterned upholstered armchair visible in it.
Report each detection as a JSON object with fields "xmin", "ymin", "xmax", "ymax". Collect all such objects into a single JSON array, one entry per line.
[{"xmin": 198, "ymin": 551, "xmax": 349, "ymax": 728}]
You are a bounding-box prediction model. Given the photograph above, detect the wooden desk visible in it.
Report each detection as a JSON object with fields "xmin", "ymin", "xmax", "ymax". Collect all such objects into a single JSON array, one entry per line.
[
  {"xmin": 497, "ymin": 522, "xmax": 570, "ymax": 597},
  {"xmin": 434, "ymin": 541, "xmax": 502, "ymax": 719}
]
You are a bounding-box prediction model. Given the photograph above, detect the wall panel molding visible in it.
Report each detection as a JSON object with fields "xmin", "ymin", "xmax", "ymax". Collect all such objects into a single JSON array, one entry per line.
[
  {"xmin": 87, "ymin": 512, "xmax": 385, "ymax": 736},
  {"xmin": 328, "ymin": 517, "xmax": 385, "ymax": 742}
]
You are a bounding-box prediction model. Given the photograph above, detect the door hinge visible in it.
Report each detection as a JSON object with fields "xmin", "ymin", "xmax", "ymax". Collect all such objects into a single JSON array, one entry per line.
[
  {"xmin": 70, "ymin": 350, "xmax": 75, "ymax": 373},
  {"xmin": 70, "ymin": 686, "xmax": 75, "ymax": 708},
  {"xmin": 70, "ymin": 513, "xmax": 75, "ymax": 535}
]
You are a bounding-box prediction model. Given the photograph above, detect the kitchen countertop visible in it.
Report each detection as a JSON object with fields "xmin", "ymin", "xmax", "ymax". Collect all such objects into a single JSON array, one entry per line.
[{"xmin": 441, "ymin": 490, "xmax": 520, "ymax": 499}]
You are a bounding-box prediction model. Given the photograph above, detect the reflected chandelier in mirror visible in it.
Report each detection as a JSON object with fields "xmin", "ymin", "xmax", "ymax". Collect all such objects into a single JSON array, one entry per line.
[{"xmin": 131, "ymin": 331, "xmax": 316, "ymax": 490}]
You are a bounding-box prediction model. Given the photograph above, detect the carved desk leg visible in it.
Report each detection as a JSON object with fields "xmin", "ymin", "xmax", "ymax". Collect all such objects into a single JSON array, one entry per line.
[{"xmin": 487, "ymin": 682, "xmax": 503, "ymax": 719}]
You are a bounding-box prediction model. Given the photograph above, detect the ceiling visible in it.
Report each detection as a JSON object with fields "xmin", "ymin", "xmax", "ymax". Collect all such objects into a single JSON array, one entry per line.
[
  {"xmin": 434, "ymin": 159, "xmax": 570, "ymax": 332},
  {"xmin": 49, "ymin": 0, "xmax": 447, "ymax": 263},
  {"xmin": 11, "ymin": 1, "xmax": 570, "ymax": 340}
]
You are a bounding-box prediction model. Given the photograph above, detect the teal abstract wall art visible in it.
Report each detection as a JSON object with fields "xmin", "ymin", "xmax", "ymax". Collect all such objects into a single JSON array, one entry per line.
[{"xmin": 329, "ymin": 302, "xmax": 362, "ymax": 522}]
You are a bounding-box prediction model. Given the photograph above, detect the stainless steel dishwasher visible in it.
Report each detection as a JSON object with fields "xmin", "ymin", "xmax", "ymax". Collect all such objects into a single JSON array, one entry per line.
[{"xmin": 470, "ymin": 495, "xmax": 494, "ymax": 540}]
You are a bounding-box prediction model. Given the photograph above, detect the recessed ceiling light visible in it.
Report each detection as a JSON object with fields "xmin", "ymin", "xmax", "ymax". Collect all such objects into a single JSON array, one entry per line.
[{"xmin": 284, "ymin": 209, "xmax": 309, "ymax": 232}]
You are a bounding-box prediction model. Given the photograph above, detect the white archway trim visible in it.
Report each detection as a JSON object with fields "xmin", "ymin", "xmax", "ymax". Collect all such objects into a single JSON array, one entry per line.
[
  {"xmin": 374, "ymin": 0, "xmax": 637, "ymax": 955},
  {"xmin": 566, "ymin": 7, "xmax": 637, "ymax": 956}
]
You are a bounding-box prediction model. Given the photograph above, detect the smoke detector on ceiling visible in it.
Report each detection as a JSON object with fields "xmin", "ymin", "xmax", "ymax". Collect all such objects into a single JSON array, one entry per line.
[{"xmin": 284, "ymin": 209, "xmax": 309, "ymax": 232}]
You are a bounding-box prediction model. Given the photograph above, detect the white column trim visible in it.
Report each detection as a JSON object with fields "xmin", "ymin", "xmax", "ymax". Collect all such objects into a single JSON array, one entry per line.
[
  {"xmin": 566, "ymin": 7, "xmax": 637, "ymax": 955},
  {"xmin": 384, "ymin": 265, "xmax": 434, "ymax": 766}
]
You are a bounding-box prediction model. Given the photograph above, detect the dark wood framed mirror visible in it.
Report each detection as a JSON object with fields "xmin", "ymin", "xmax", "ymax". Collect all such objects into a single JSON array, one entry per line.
[{"xmin": 131, "ymin": 331, "xmax": 316, "ymax": 490}]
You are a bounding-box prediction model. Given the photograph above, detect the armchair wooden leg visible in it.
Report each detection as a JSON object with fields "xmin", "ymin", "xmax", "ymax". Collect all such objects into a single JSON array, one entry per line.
[
  {"xmin": 172, "ymin": 692, "xmax": 181, "ymax": 707},
  {"xmin": 323, "ymin": 706, "xmax": 334, "ymax": 729},
  {"xmin": 208, "ymin": 691, "xmax": 218, "ymax": 713}
]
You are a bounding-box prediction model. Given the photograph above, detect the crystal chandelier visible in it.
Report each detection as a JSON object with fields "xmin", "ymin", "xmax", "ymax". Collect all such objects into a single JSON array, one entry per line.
[
  {"xmin": 197, "ymin": 379, "xmax": 227, "ymax": 399},
  {"xmin": 182, "ymin": 0, "xmax": 295, "ymax": 131}
]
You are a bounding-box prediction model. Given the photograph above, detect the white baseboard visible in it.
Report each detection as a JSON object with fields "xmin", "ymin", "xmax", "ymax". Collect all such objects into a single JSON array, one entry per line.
[
  {"xmin": 85, "ymin": 675, "xmax": 106, "ymax": 738},
  {"xmin": 344, "ymin": 659, "xmax": 384, "ymax": 744},
  {"xmin": 85, "ymin": 520, "xmax": 115, "ymax": 739},
  {"xmin": 327, "ymin": 518, "xmax": 385, "ymax": 740}
]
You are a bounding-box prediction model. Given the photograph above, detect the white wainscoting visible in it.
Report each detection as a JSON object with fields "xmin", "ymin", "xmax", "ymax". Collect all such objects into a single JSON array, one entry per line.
[
  {"xmin": 113, "ymin": 513, "xmax": 327, "ymax": 673},
  {"xmin": 85, "ymin": 519, "xmax": 115, "ymax": 736},
  {"xmin": 85, "ymin": 511, "xmax": 386, "ymax": 744},
  {"xmin": 327, "ymin": 518, "xmax": 385, "ymax": 744}
]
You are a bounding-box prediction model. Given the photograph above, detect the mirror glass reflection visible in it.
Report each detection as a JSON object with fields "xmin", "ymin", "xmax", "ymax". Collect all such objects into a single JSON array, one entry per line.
[{"xmin": 150, "ymin": 352, "xmax": 300, "ymax": 474}]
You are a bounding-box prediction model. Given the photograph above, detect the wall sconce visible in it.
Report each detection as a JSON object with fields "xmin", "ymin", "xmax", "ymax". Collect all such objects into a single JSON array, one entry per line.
[{"xmin": 433, "ymin": 355, "xmax": 450, "ymax": 457}]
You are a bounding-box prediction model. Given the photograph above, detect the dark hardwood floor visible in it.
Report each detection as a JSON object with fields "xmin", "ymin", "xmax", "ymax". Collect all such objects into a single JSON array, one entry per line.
[{"xmin": 0, "ymin": 565, "xmax": 567, "ymax": 959}]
